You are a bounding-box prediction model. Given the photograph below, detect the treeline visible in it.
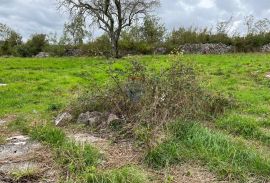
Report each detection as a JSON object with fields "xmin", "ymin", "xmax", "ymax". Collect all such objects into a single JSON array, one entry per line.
[{"xmin": 1, "ymin": 15, "xmax": 270, "ymax": 57}]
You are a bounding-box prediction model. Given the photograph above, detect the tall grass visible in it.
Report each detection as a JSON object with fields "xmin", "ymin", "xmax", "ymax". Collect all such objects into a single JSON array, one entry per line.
[
  {"xmin": 84, "ymin": 166, "xmax": 148, "ymax": 183},
  {"xmin": 217, "ymin": 114, "xmax": 270, "ymax": 145},
  {"xmin": 145, "ymin": 121, "xmax": 270, "ymax": 181}
]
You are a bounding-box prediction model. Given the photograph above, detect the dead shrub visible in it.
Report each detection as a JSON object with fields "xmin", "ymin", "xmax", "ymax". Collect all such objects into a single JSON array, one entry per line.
[{"xmin": 69, "ymin": 60, "xmax": 233, "ymax": 140}]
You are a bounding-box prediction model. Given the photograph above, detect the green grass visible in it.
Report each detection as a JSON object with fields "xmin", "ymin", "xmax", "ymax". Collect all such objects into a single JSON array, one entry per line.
[
  {"xmin": 2, "ymin": 54, "xmax": 270, "ymax": 182},
  {"xmin": 216, "ymin": 113, "xmax": 270, "ymax": 144},
  {"xmin": 84, "ymin": 166, "xmax": 149, "ymax": 183},
  {"xmin": 0, "ymin": 57, "xmax": 110, "ymax": 118},
  {"xmin": 0, "ymin": 136, "xmax": 6, "ymax": 145},
  {"xmin": 10, "ymin": 168, "xmax": 41, "ymax": 182},
  {"xmin": 30, "ymin": 124, "xmax": 66, "ymax": 146},
  {"xmin": 145, "ymin": 122, "xmax": 270, "ymax": 181}
]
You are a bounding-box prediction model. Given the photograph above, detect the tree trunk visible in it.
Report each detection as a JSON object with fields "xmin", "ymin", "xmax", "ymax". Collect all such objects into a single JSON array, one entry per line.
[
  {"xmin": 110, "ymin": 31, "xmax": 121, "ymax": 58},
  {"xmin": 111, "ymin": 38, "xmax": 120, "ymax": 58}
]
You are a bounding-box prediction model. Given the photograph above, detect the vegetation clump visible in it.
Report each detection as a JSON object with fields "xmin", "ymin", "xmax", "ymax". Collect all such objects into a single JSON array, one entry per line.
[{"xmin": 70, "ymin": 60, "xmax": 233, "ymax": 145}]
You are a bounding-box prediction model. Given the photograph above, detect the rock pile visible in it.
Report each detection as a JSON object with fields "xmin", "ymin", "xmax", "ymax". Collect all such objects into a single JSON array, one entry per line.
[
  {"xmin": 55, "ymin": 111, "xmax": 123, "ymax": 128},
  {"xmin": 64, "ymin": 49, "xmax": 82, "ymax": 57},
  {"xmin": 35, "ymin": 52, "xmax": 49, "ymax": 58},
  {"xmin": 180, "ymin": 43, "xmax": 232, "ymax": 54},
  {"xmin": 261, "ymin": 43, "xmax": 270, "ymax": 52}
]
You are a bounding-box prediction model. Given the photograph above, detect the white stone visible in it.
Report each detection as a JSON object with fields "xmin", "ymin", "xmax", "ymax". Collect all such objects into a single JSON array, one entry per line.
[
  {"xmin": 0, "ymin": 120, "xmax": 6, "ymax": 125},
  {"xmin": 55, "ymin": 112, "xmax": 72, "ymax": 126}
]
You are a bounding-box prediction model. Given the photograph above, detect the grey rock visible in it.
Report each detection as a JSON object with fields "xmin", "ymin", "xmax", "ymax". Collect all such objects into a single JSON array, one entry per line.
[
  {"xmin": 77, "ymin": 111, "xmax": 102, "ymax": 126},
  {"xmin": 0, "ymin": 120, "xmax": 6, "ymax": 126},
  {"xmin": 77, "ymin": 112, "xmax": 91, "ymax": 125},
  {"xmin": 107, "ymin": 114, "xmax": 120, "ymax": 125},
  {"xmin": 55, "ymin": 112, "xmax": 72, "ymax": 126},
  {"xmin": 35, "ymin": 52, "xmax": 49, "ymax": 58},
  {"xmin": 154, "ymin": 47, "xmax": 167, "ymax": 55}
]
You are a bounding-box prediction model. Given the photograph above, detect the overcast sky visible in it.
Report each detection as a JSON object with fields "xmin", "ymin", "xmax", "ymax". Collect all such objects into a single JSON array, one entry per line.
[{"xmin": 0, "ymin": 0, "xmax": 270, "ymax": 39}]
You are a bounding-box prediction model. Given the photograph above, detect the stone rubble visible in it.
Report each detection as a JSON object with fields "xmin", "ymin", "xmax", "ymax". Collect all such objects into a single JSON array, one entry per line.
[
  {"xmin": 180, "ymin": 43, "xmax": 232, "ymax": 54},
  {"xmin": 35, "ymin": 52, "xmax": 49, "ymax": 58},
  {"xmin": 77, "ymin": 111, "xmax": 103, "ymax": 126},
  {"xmin": 261, "ymin": 44, "xmax": 270, "ymax": 52},
  {"xmin": 56, "ymin": 111, "xmax": 122, "ymax": 128}
]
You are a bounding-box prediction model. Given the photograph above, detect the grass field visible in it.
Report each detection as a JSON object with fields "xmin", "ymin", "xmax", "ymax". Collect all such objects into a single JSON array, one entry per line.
[{"xmin": 1, "ymin": 54, "xmax": 270, "ymax": 182}]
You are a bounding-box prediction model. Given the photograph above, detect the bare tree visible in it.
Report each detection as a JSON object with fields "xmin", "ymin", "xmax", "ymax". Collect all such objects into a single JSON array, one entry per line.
[
  {"xmin": 244, "ymin": 15, "xmax": 255, "ymax": 35},
  {"xmin": 216, "ymin": 16, "xmax": 233, "ymax": 35},
  {"xmin": 254, "ymin": 18, "xmax": 270, "ymax": 34},
  {"xmin": 58, "ymin": 0, "xmax": 159, "ymax": 58}
]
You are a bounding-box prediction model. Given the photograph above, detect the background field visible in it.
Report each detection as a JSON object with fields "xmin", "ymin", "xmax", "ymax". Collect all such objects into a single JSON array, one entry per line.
[{"xmin": 1, "ymin": 54, "xmax": 270, "ymax": 182}]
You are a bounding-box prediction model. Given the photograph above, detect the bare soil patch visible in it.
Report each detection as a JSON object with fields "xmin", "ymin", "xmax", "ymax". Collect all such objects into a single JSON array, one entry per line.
[{"xmin": 0, "ymin": 135, "xmax": 57, "ymax": 183}]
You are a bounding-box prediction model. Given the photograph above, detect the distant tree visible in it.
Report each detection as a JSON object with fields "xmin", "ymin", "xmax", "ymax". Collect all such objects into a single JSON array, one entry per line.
[
  {"xmin": 17, "ymin": 34, "xmax": 48, "ymax": 57},
  {"xmin": 0, "ymin": 23, "xmax": 12, "ymax": 41},
  {"xmin": 0, "ymin": 23, "xmax": 22, "ymax": 55},
  {"xmin": 216, "ymin": 16, "xmax": 233, "ymax": 35},
  {"xmin": 244, "ymin": 15, "xmax": 255, "ymax": 35},
  {"xmin": 119, "ymin": 15, "xmax": 165, "ymax": 54},
  {"xmin": 63, "ymin": 12, "xmax": 92, "ymax": 45},
  {"xmin": 141, "ymin": 15, "xmax": 166, "ymax": 46},
  {"xmin": 58, "ymin": 0, "xmax": 159, "ymax": 58},
  {"xmin": 254, "ymin": 18, "xmax": 270, "ymax": 34}
]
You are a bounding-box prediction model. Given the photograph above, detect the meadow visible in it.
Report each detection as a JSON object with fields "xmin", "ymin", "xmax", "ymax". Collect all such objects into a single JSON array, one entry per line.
[{"xmin": 1, "ymin": 54, "xmax": 270, "ymax": 182}]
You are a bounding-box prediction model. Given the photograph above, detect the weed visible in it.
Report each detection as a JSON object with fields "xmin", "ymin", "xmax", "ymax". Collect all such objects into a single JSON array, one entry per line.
[
  {"xmin": 10, "ymin": 168, "xmax": 41, "ymax": 182},
  {"xmin": 55, "ymin": 140, "xmax": 100, "ymax": 174},
  {"xmin": 84, "ymin": 166, "xmax": 148, "ymax": 183},
  {"xmin": 30, "ymin": 125, "xmax": 66, "ymax": 146},
  {"xmin": 0, "ymin": 135, "xmax": 6, "ymax": 145}
]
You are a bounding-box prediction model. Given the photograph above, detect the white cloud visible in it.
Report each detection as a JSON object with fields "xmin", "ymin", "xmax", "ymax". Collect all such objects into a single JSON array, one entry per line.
[{"xmin": 0, "ymin": 0, "xmax": 270, "ymax": 39}]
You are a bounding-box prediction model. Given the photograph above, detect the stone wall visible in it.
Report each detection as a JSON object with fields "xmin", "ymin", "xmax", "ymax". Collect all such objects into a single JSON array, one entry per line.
[{"xmin": 180, "ymin": 43, "xmax": 232, "ymax": 54}]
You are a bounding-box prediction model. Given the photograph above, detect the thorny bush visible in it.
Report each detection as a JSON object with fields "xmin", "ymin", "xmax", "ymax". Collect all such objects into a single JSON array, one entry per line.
[{"xmin": 70, "ymin": 60, "xmax": 233, "ymax": 142}]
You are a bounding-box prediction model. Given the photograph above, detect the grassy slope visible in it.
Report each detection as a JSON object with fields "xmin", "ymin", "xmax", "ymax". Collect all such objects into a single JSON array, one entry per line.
[{"xmin": 1, "ymin": 54, "xmax": 270, "ymax": 181}]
